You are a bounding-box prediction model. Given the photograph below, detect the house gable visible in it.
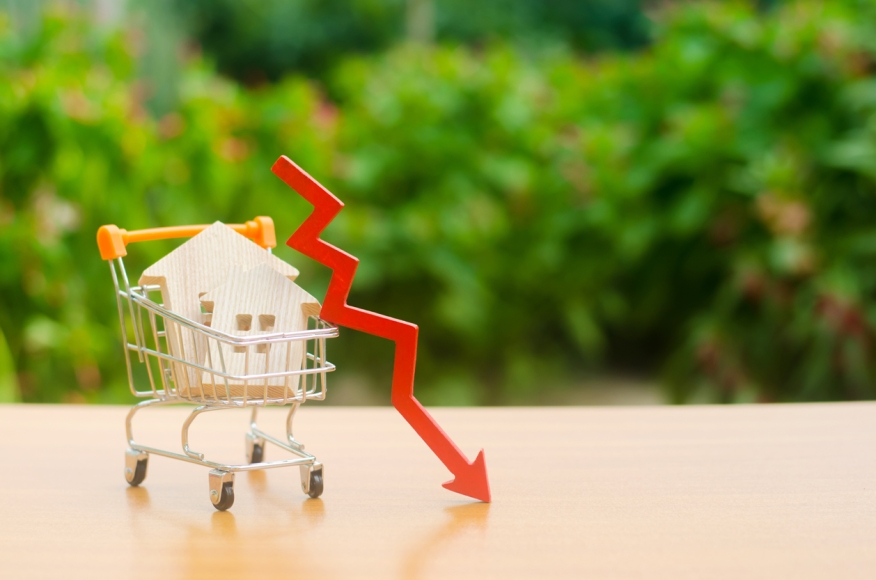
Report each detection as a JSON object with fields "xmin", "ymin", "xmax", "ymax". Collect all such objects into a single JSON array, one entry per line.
[
  {"xmin": 199, "ymin": 264, "xmax": 321, "ymax": 396},
  {"xmin": 139, "ymin": 221, "xmax": 299, "ymax": 325},
  {"xmin": 138, "ymin": 221, "xmax": 301, "ymax": 394}
]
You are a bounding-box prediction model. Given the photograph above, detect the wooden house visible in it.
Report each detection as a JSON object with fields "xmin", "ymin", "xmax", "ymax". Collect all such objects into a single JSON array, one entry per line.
[
  {"xmin": 199, "ymin": 264, "xmax": 321, "ymax": 399},
  {"xmin": 139, "ymin": 222, "xmax": 301, "ymax": 394}
]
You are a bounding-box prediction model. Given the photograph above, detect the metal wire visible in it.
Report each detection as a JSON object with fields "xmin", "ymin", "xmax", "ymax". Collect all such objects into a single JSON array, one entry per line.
[
  {"xmin": 112, "ymin": 233, "xmax": 334, "ymax": 503},
  {"xmin": 108, "ymin": 256, "xmax": 337, "ymax": 406}
]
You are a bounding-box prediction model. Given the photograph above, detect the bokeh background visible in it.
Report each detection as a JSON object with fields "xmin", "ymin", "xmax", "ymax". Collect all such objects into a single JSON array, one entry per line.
[{"xmin": 2, "ymin": 0, "xmax": 875, "ymax": 406}]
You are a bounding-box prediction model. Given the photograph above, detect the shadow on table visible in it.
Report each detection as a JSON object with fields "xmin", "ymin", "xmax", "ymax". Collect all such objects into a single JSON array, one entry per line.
[
  {"xmin": 123, "ymin": 470, "xmax": 326, "ymax": 575},
  {"xmin": 401, "ymin": 502, "xmax": 491, "ymax": 580},
  {"xmin": 211, "ymin": 510, "xmax": 237, "ymax": 535},
  {"xmin": 125, "ymin": 485, "xmax": 151, "ymax": 510},
  {"xmin": 246, "ymin": 469, "xmax": 326, "ymax": 524}
]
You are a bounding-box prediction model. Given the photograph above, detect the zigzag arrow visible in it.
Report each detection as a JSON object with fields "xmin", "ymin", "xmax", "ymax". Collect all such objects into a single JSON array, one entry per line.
[{"xmin": 272, "ymin": 156, "xmax": 491, "ymax": 502}]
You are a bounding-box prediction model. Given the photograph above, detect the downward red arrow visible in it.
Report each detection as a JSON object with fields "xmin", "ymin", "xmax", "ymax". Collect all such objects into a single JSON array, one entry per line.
[{"xmin": 273, "ymin": 156, "xmax": 491, "ymax": 502}]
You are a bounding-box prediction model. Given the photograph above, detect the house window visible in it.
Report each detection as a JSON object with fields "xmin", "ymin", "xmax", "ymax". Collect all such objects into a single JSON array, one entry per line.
[
  {"xmin": 199, "ymin": 292, "xmax": 212, "ymax": 326},
  {"xmin": 234, "ymin": 314, "xmax": 253, "ymax": 352},
  {"xmin": 257, "ymin": 315, "xmax": 276, "ymax": 353},
  {"xmin": 236, "ymin": 314, "xmax": 253, "ymax": 331}
]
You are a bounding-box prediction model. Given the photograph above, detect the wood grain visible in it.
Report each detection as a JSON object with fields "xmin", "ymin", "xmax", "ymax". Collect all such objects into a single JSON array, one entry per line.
[
  {"xmin": 0, "ymin": 403, "xmax": 874, "ymax": 579},
  {"xmin": 138, "ymin": 222, "xmax": 301, "ymax": 393},
  {"xmin": 200, "ymin": 264, "xmax": 320, "ymax": 397}
]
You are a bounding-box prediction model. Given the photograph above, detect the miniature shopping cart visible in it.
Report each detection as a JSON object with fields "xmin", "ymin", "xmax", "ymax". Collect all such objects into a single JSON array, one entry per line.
[{"xmin": 97, "ymin": 217, "xmax": 337, "ymax": 511}]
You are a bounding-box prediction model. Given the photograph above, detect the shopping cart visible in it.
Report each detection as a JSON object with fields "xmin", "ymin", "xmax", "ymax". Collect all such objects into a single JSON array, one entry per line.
[{"xmin": 97, "ymin": 217, "xmax": 338, "ymax": 511}]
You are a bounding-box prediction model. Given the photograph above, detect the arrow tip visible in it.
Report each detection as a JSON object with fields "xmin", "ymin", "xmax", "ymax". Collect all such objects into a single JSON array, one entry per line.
[{"xmin": 442, "ymin": 449, "xmax": 491, "ymax": 503}]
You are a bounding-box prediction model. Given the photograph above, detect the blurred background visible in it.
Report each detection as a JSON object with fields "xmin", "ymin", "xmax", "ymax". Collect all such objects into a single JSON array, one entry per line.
[{"xmin": 2, "ymin": 0, "xmax": 875, "ymax": 406}]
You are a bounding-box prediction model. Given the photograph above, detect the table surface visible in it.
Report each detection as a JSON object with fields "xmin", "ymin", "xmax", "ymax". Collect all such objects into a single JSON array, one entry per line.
[{"xmin": 1, "ymin": 402, "xmax": 875, "ymax": 579}]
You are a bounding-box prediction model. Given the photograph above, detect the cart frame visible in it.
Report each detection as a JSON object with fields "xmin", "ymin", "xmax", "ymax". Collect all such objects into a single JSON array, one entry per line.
[{"xmin": 99, "ymin": 217, "xmax": 338, "ymax": 510}]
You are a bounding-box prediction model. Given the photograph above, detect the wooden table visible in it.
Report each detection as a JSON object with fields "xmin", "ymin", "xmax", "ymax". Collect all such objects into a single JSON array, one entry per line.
[{"xmin": 1, "ymin": 403, "xmax": 874, "ymax": 579}]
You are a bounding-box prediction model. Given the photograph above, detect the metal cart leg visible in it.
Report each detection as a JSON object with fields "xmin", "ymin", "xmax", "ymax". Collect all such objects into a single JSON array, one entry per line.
[
  {"xmin": 181, "ymin": 405, "xmax": 221, "ymax": 460},
  {"xmin": 126, "ymin": 398, "xmax": 177, "ymax": 446},
  {"xmin": 123, "ymin": 393, "xmax": 328, "ymax": 508},
  {"xmin": 285, "ymin": 402, "xmax": 304, "ymax": 450},
  {"xmin": 246, "ymin": 407, "xmax": 266, "ymax": 463},
  {"xmin": 124, "ymin": 398, "xmax": 177, "ymax": 487}
]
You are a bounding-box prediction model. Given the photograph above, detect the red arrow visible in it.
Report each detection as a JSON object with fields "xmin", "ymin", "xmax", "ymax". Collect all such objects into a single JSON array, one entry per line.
[{"xmin": 272, "ymin": 156, "xmax": 491, "ymax": 503}]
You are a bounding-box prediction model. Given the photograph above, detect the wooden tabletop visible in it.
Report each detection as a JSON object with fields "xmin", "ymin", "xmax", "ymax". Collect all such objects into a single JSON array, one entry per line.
[{"xmin": 1, "ymin": 402, "xmax": 874, "ymax": 579}]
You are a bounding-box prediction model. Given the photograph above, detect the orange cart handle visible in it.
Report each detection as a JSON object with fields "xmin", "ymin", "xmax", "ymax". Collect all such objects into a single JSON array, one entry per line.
[{"xmin": 96, "ymin": 216, "xmax": 276, "ymax": 260}]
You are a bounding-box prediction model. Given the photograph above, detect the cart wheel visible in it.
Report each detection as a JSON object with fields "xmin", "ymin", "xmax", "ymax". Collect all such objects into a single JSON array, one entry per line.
[
  {"xmin": 245, "ymin": 434, "xmax": 265, "ymax": 464},
  {"xmin": 125, "ymin": 450, "xmax": 148, "ymax": 487},
  {"xmin": 307, "ymin": 470, "xmax": 324, "ymax": 499},
  {"xmin": 211, "ymin": 482, "xmax": 234, "ymax": 511},
  {"xmin": 249, "ymin": 442, "xmax": 264, "ymax": 464}
]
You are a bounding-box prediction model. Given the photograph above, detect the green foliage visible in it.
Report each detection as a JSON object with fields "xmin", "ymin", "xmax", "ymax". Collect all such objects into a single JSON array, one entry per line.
[
  {"xmin": 171, "ymin": 0, "xmax": 649, "ymax": 83},
  {"xmin": 0, "ymin": 324, "xmax": 18, "ymax": 401},
  {"xmin": 435, "ymin": 0, "xmax": 649, "ymax": 51},
  {"xmin": 2, "ymin": 1, "xmax": 876, "ymax": 404},
  {"xmin": 328, "ymin": 0, "xmax": 876, "ymax": 403},
  {"xmin": 172, "ymin": 0, "xmax": 406, "ymax": 82},
  {"xmin": 0, "ymin": 5, "xmax": 333, "ymax": 402}
]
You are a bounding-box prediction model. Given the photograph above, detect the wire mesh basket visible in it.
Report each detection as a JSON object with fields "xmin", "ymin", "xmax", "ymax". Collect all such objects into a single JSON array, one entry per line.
[
  {"xmin": 109, "ymin": 256, "xmax": 337, "ymax": 406},
  {"xmin": 98, "ymin": 217, "xmax": 337, "ymax": 510}
]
